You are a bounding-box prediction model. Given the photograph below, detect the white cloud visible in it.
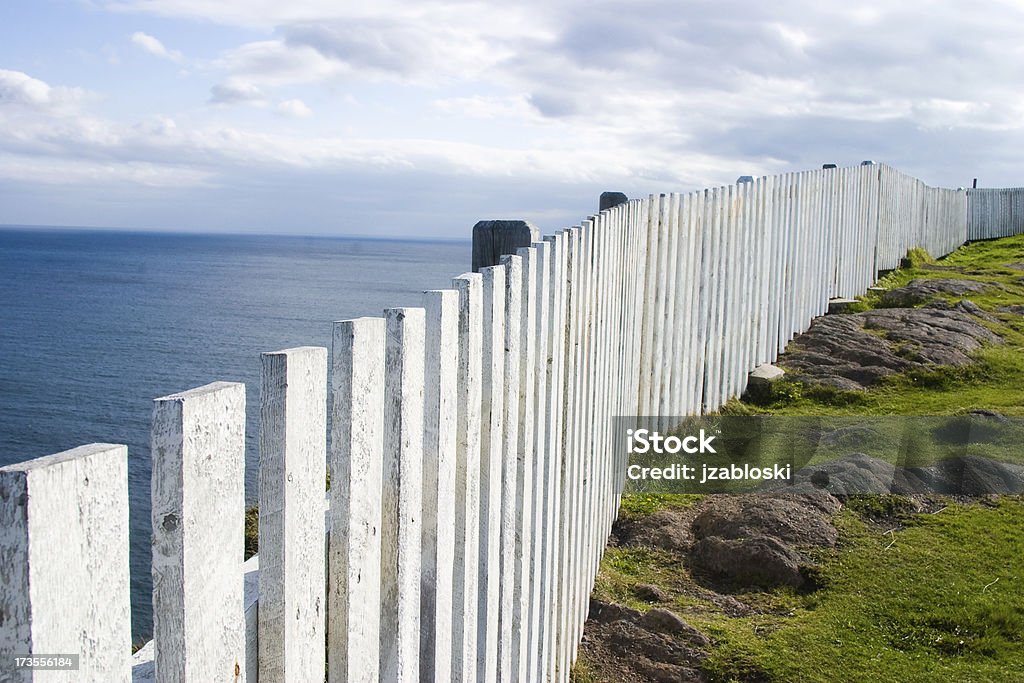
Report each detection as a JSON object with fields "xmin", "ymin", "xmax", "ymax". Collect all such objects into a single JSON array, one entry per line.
[
  {"xmin": 0, "ymin": 152, "xmax": 213, "ymax": 188},
  {"xmin": 0, "ymin": 69, "xmax": 52, "ymax": 106},
  {"xmin": 209, "ymin": 80, "xmax": 267, "ymax": 105},
  {"xmin": 432, "ymin": 95, "xmax": 535, "ymax": 120},
  {"xmin": 277, "ymin": 99, "xmax": 312, "ymax": 117},
  {"xmin": 130, "ymin": 31, "xmax": 184, "ymax": 63},
  {"xmin": 214, "ymin": 40, "xmax": 344, "ymax": 87},
  {"xmin": 8, "ymin": 1, "xmax": 1024, "ymax": 233}
]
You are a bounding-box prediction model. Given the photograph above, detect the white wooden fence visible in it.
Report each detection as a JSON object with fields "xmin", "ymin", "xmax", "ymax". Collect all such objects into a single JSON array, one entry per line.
[
  {"xmin": 967, "ymin": 187, "xmax": 1024, "ymax": 240},
  {"xmin": 0, "ymin": 162, "xmax": 1018, "ymax": 683}
]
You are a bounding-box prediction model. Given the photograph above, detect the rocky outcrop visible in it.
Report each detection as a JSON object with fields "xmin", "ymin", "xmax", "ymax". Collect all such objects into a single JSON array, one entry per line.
[
  {"xmin": 879, "ymin": 278, "xmax": 993, "ymax": 307},
  {"xmin": 767, "ymin": 452, "xmax": 1024, "ymax": 497},
  {"xmin": 690, "ymin": 535, "xmax": 805, "ymax": 589},
  {"xmin": 778, "ymin": 299, "xmax": 1002, "ymax": 390}
]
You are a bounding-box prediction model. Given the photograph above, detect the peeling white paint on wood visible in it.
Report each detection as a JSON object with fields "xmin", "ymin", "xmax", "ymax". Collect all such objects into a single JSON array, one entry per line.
[
  {"xmin": 0, "ymin": 444, "xmax": 131, "ymax": 683},
  {"xmin": 328, "ymin": 318, "xmax": 384, "ymax": 683},
  {"xmin": 258, "ymin": 346, "xmax": 327, "ymax": 683},
  {"xmin": 421, "ymin": 289, "xmax": 459, "ymax": 683},
  {"xmin": 151, "ymin": 381, "xmax": 246, "ymax": 683},
  {"xmin": 381, "ymin": 307, "xmax": 425, "ymax": 683}
]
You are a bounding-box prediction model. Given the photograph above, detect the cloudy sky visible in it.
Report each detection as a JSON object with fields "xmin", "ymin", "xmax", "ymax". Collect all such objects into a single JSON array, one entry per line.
[{"xmin": 2, "ymin": 0, "xmax": 1023, "ymax": 237}]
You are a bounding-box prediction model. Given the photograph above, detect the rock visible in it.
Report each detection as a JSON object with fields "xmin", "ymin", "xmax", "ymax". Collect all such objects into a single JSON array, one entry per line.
[
  {"xmin": 997, "ymin": 304, "xmax": 1024, "ymax": 315},
  {"xmin": 640, "ymin": 608, "xmax": 712, "ymax": 647},
  {"xmin": 691, "ymin": 495, "xmax": 839, "ymax": 547},
  {"xmin": 749, "ymin": 363, "xmax": 785, "ymax": 385},
  {"xmin": 879, "ymin": 278, "xmax": 991, "ymax": 307},
  {"xmin": 944, "ymin": 299, "xmax": 998, "ymax": 322},
  {"xmin": 634, "ymin": 658, "xmax": 708, "ymax": 682},
  {"xmin": 968, "ymin": 408, "xmax": 1007, "ymax": 421},
  {"xmin": 778, "ymin": 452, "xmax": 1024, "ymax": 497},
  {"xmin": 588, "ymin": 598, "xmax": 642, "ymax": 624},
  {"xmin": 862, "ymin": 306, "xmax": 1000, "ymax": 359},
  {"xmin": 900, "ymin": 455, "xmax": 1024, "ymax": 495},
  {"xmin": 690, "ymin": 534, "xmax": 805, "ymax": 588},
  {"xmin": 622, "ymin": 508, "xmax": 695, "ymax": 553},
  {"xmin": 772, "ymin": 452, "xmax": 897, "ymax": 495},
  {"xmin": 818, "ymin": 425, "xmax": 881, "ymax": 449},
  {"xmin": 634, "ymin": 583, "xmax": 670, "ymax": 602},
  {"xmin": 779, "ymin": 303, "xmax": 1002, "ymax": 390},
  {"xmin": 827, "ymin": 297, "xmax": 859, "ymax": 314},
  {"xmin": 606, "ymin": 619, "xmax": 706, "ymax": 665}
]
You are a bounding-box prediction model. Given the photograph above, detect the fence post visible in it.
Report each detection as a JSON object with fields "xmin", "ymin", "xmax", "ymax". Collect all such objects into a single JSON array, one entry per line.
[
  {"xmin": 151, "ymin": 381, "xmax": 246, "ymax": 683},
  {"xmin": 451, "ymin": 273, "xmax": 483, "ymax": 683},
  {"xmin": 0, "ymin": 444, "xmax": 131, "ymax": 683},
  {"xmin": 472, "ymin": 220, "xmax": 540, "ymax": 272},
  {"xmin": 527, "ymin": 241, "xmax": 550, "ymax": 682},
  {"xmin": 512, "ymin": 245, "xmax": 537, "ymax": 683},
  {"xmin": 421, "ymin": 290, "xmax": 459, "ymax": 683},
  {"xmin": 599, "ymin": 192, "xmax": 628, "ymax": 211},
  {"xmin": 497, "ymin": 253, "xmax": 522, "ymax": 681},
  {"xmin": 380, "ymin": 307, "xmax": 425, "ymax": 683},
  {"xmin": 258, "ymin": 347, "xmax": 327, "ymax": 683},
  {"xmin": 478, "ymin": 265, "xmax": 506, "ymax": 683},
  {"xmin": 328, "ymin": 318, "xmax": 384, "ymax": 683}
]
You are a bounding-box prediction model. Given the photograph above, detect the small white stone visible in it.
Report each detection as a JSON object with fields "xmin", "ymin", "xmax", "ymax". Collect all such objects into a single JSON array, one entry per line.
[{"xmin": 749, "ymin": 363, "xmax": 785, "ymax": 385}]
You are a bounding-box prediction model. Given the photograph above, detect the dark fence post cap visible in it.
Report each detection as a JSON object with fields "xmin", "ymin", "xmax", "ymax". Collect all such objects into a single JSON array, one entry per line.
[
  {"xmin": 472, "ymin": 220, "xmax": 540, "ymax": 272},
  {"xmin": 599, "ymin": 192, "xmax": 629, "ymax": 211}
]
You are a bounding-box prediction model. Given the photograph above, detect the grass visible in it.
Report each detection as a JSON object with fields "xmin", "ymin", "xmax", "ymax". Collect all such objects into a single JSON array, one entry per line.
[
  {"xmin": 574, "ymin": 234, "xmax": 1024, "ymax": 682},
  {"xmin": 699, "ymin": 501, "xmax": 1024, "ymax": 683},
  {"xmin": 617, "ymin": 492, "xmax": 703, "ymax": 520}
]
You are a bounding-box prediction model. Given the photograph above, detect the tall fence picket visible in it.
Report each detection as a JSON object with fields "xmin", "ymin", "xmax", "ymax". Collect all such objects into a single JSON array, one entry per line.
[
  {"xmin": 151, "ymin": 382, "xmax": 246, "ymax": 683},
  {"xmin": 0, "ymin": 444, "xmax": 131, "ymax": 683},
  {"xmin": 328, "ymin": 317, "xmax": 384, "ymax": 683},
  {"xmin": 258, "ymin": 347, "xmax": 327, "ymax": 683}
]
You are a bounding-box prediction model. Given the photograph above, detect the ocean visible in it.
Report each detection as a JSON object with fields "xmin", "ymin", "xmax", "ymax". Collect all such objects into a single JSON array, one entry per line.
[{"xmin": 0, "ymin": 227, "xmax": 470, "ymax": 639}]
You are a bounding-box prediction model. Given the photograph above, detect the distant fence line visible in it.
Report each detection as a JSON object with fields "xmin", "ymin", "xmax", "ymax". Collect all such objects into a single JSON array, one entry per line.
[
  {"xmin": 0, "ymin": 163, "xmax": 1020, "ymax": 683},
  {"xmin": 968, "ymin": 187, "xmax": 1024, "ymax": 240}
]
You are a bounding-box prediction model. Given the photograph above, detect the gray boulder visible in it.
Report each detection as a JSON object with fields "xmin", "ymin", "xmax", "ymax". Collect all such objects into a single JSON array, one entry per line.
[{"xmin": 690, "ymin": 535, "xmax": 805, "ymax": 588}]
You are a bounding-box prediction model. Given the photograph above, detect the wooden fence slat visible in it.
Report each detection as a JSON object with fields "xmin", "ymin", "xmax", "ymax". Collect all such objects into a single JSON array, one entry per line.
[
  {"xmin": 0, "ymin": 444, "xmax": 131, "ymax": 683},
  {"xmin": 151, "ymin": 381, "xmax": 246, "ymax": 683},
  {"xmin": 380, "ymin": 307, "xmax": 426, "ymax": 683},
  {"xmin": 422, "ymin": 290, "xmax": 459, "ymax": 683},
  {"xmin": 258, "ymin": 346, "xmax": 327, "ymax": 683},
  {"xmin": 328, "ymin": 318, "xmax": 384, "ymax": 683}
]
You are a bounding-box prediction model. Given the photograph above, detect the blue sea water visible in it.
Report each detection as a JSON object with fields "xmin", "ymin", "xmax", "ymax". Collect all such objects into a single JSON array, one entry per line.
[{"xmin": 0, "ymin": 227, "xmax": 469, "ymax": 639}]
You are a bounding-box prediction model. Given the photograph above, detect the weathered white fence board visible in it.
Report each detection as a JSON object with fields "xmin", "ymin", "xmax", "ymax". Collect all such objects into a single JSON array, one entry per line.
[
  {"xmin": 380, "ymin": 307, "xmax": 425, "ymax": 683},
  {"xmin": 0, "ymin": 444, "xmax": 131, "ymax": 683},
  {"xmin": 421, "ymin": 289, "xmax": 459, "ymax": 683},
  {"xmin": 151, "ymin": 381, "xmax": 246, "ymax": 683},
  {"xmin": 452, "ymin": 272, "xmax": 482, "ymax": 683},
  {"xmin": 328, "ymin": 318, "xmax": 384, "ymax": 683},
  {"xmin": 258, "ymin": 346, "xmax": 327, "ymax": 683}
]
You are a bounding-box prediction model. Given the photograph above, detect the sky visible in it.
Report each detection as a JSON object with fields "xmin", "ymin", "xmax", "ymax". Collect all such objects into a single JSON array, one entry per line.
[{"xmin": 2, "ymin": 0, "xmax": 1024, "ymax": 238}]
